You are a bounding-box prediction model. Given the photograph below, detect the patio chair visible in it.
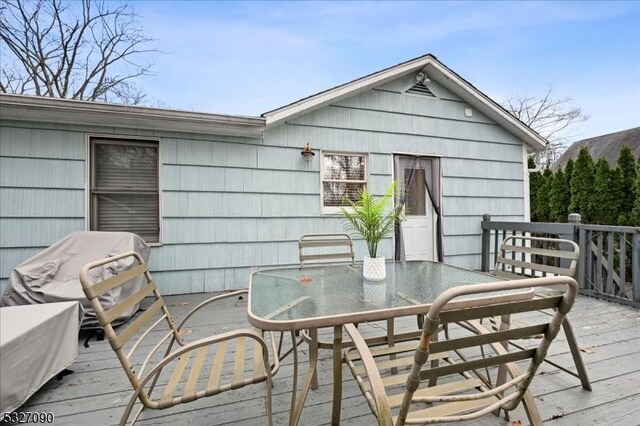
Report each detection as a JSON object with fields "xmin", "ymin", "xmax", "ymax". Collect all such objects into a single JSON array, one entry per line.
[
  {"xmin": 298, "ymin": 233, "xmax": 355, "ymax": 265},
  {"xmin": 343, "ymin": 275, "xmax": 578, "ymax": 425},
  {"xmin": 79, "ymin": 252, "xmax": 279, "ymax": 426},
  {"xmin": 295, "ymin": 234, "xmax": 359, "ymax": 387},
  {"xmin": 298, "ymin": 233, "xmax": 409, "ymax": 387},
  {"xmin": 489, "ymin": 235, "xmax": 591, "ymax": 390}
]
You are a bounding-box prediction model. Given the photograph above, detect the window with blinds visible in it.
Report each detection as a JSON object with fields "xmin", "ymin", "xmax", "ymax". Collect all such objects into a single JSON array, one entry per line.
[
  {"xmin": 321, "ymin": 152, "xmax": 367, "ymax": 213},
  {"xmin": 90, "ymin": 138, "xmax": 160, "ymax": 243}
]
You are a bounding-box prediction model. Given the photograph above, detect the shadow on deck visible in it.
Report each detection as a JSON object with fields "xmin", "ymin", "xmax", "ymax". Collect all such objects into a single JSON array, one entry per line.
[{"xmin": 8, "ymin": 293, "xmax": 640, "ymax": 425}]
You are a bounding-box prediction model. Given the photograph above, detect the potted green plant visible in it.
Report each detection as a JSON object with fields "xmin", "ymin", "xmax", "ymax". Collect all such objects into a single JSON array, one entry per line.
[{"xmin": 340, "ymin": 181, "xmax": 405, "ymax": 281}]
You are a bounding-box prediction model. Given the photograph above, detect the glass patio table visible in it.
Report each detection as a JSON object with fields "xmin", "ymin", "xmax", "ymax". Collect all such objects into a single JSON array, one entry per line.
[{"xmin": 247, "ymin": 261, "xmax": 534, "ymax": 425}]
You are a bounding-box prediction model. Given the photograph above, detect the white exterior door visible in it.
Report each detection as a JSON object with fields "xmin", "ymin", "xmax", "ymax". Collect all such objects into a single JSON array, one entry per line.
[{"xmin": 396, "ymin": 156, "xmax": 436, "ymax": 261}]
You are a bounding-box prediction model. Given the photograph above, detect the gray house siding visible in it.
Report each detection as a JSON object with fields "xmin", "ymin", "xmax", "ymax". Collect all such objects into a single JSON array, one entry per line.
[
  {"xmin": 0, "ymin": 75, "xmax": 528, "ymax": 295},
  {"xmin": 0, "ymin": 121, "xmax": 375, "ymax": 295},
  {"xmin": 1, "ymin": 125, "xmax": 87, "ymax": 293},
  {"xmin": 264, "ymin": 77, "xmax": 526, "ymax": 270}
]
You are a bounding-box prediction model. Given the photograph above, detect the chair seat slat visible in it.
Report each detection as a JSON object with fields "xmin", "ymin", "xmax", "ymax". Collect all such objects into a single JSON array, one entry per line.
[
  {"xmin": 208, "ymin": 340, "xmax": 228, "ymax": 390},
  {"xmin": 184, "ymin": 346, "xmax": 209, "ymax": 396},
  {"xmin": 386, "ymin": 378, "xmax": 484, "ymax": 408},
  {"xmin": 161, "ymin": 352, "xmax": 191, "ymax": 405},
  {"xmin": 396, "ymin": 395, "xmax": 499, "ymax": 423},
  {"xmin": 232, "ymin": 338, "xmax": 246, "ymax": 387},
  {"xmin": 253, "ymin": 340, "xmax": 264, "ymax": 379}
]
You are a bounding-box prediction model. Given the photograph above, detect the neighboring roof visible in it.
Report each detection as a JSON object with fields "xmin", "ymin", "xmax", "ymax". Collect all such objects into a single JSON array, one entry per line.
[
  {"xmin": 0, "ymin": 93, "xmax": 264, "ymax": 138},
  {"xmin": 262, "ymin": 54, "xmax": 547, "ymax": 151},
  {"xmin": 553, "ymin": 127, "xmax": 640, "ymax": 170}
]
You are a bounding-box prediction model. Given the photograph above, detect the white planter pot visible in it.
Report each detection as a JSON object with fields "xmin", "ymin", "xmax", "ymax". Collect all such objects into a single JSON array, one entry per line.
[{"xmin": 363, "ymin": 256, "xmax": 386, "ymax": 281}]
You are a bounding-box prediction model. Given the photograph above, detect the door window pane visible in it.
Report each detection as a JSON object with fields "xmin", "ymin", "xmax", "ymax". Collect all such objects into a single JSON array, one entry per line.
[{"xmin": 405, "ymin": 168, "xmax": 426, "ymax": 216}]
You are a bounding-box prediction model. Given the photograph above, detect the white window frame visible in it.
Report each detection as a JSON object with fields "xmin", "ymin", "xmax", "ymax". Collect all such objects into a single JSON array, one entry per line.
[
  {"xmin": 320, "ymin": 151, "xmax": 368, "ymax": 215},
  {"xmin": 86, "ymin": 134, "xmax": 162, "ymax": 245}
]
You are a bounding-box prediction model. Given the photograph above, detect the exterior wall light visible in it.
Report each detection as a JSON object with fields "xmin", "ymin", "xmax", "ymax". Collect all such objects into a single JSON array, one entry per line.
[{"xmin": 300, "ymin": 143, "xmax": 316, "ymax": 161}]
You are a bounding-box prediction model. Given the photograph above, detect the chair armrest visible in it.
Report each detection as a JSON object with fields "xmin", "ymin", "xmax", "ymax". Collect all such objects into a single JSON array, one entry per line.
[
  {"xmin": 343, "ymin": 323, "xmax": 393, "ymax": 424},
  {"xmin": 176, "ymin": 290, "xmax": 248, "ymax": 331}
]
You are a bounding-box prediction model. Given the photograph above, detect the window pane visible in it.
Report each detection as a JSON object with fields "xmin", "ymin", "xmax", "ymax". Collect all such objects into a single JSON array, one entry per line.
[
  {"xmin": 95, "ymin": 143, "xmax": 158, "ymax": 190},
  {"xmin": 323, "ymin": 182, "xmax": 364, "ymax": 207},
  {"xmin": 323, "ymin": 155, "xmax": 365, "ymax": 181},
  {"xmin": 405, "ymin": 168, "xmax": 426, "ymax": 216},
  {"xmin": 96, "ymin": 194, "xmax": 159, "ymax": 243}
]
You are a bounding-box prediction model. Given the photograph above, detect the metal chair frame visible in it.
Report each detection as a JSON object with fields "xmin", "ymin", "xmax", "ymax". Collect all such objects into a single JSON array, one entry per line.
[
  {"xmin": 296, "ymin": 233, "xmax": 406, "ymax": 389},
  {"xmin": 343, "ymin": 276, "xmax": 578, "ymax": 425},
  {"xmin": 298, "ymin": 233, "xmax": 355, "ymax": 265},
  {"xmin": 79, "ymin": 252, "xmax": 279, "ymax": 425},
  {"xmin": 491, "ymin": 235, "xmax": 591, "ymax": 390}
]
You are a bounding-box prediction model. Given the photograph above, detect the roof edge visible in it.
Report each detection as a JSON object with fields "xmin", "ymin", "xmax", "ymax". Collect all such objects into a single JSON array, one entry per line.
[
  {"xmin": 261, "ymin": 54, "xmax": 546, "ymax": 151},
  {"xmin": 0, "ymin": 93, "xmax": 265, "ymax": 138},
  {"xmin": 424, "ymin": 60, "xmax": 546, "ymax": 151},
  {"xmin": 262, "ymin": 54, "xmax": 435, "ymax": 125}
]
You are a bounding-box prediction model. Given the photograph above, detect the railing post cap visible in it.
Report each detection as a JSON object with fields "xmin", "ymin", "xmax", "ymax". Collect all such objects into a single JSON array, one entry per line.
[
  {"xmin": 483, "ymin": 213, "xmax": 491, "ymax": 221},
  {"xmin": 568, "ymin": 213, "xmax": 581, "ymax": 224}
]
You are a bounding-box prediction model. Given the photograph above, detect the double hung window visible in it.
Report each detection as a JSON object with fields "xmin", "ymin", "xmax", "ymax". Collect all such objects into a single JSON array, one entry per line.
[
  {"xmin": 89, "ymin": 137, "xmax": 160, "ymax": 243},
  {"xmin": 321, "ymin": 152, "xmax": 367, "ymax": 213}
]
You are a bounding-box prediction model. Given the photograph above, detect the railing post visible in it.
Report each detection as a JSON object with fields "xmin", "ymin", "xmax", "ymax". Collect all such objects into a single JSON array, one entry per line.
[
  {"xmin": 566, "ymin": 213, "xmax": 581, "ymax": 242},
  {"xmin": 568, "ymin": 213, "xmax": 581, "ymax": 225},
  {"xmin": 633, "ymin": 232, "xmax": 640, "ymax": 303},
  {"xmin": 481, "ymin": 213, "xmax": 491, "ymax": 272}
]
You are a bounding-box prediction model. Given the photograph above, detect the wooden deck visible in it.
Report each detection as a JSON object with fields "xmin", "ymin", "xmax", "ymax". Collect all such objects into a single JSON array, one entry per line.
[{"xmin": 10, "ymin": 293, "xmax": 640, "ymax": 425}]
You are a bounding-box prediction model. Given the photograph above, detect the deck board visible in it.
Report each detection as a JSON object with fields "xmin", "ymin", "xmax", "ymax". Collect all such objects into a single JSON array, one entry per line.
[{"xmin": 6, "ymin": 293, "xmax": 639, "ymax": 425}]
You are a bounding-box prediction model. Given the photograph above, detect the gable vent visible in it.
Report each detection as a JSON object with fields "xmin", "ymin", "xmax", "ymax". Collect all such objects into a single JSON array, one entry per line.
[{"xmin": 406, "ymin": 82, "xmax": 435, "ymax": 97}]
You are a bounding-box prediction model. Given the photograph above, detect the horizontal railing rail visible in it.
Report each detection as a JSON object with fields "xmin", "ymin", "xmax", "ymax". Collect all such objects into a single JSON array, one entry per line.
[{"xmin": 481, "ymin": 213, "xmax": 640, "ymax": 308}]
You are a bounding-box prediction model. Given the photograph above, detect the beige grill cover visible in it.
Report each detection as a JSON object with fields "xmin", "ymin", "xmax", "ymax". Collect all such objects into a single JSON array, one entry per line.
[{"xmin": 1, "ymin": 232, "xmax": 150, "ymax": 329}]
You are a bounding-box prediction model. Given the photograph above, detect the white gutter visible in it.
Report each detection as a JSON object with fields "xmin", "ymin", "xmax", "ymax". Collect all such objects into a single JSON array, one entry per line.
[{"xmin": 0, "ymin": 93, "xmax": 265, "ymax": 138}]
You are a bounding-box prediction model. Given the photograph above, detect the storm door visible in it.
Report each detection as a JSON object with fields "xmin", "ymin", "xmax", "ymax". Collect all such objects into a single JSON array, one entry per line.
[{"xmin": 394, "ymin": 155, "xmax": 443, "ymax": 262}]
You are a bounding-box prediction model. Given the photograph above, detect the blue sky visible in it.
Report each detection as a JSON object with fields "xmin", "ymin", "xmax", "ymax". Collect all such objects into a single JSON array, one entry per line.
[{"xmin": 133, "ymin": 1, "xmax": 640, "ymax": 143}]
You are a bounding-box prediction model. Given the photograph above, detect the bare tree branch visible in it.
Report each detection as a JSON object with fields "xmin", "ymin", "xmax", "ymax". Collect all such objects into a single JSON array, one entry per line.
[
  {"xmin": 503, "ymin": 87, "xmax": 589, "ymax": 168},
  {"xmin": 0, "ymin": 0, "xmax": 155, "ymax": 105}
]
